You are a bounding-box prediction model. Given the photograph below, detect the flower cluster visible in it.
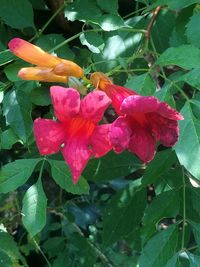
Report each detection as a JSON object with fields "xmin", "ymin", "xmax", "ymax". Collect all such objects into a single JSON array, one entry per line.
[{"xmin": 9, "ymin": 38, "xmax": 184, "ymax": 184}]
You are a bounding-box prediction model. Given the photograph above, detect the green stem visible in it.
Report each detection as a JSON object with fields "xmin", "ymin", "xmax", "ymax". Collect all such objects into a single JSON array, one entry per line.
[
  {"xmin": 181, "ymin": 166, "xmax": 186, "ymax": 250},
  {"xmin": 49, "ymin": 28, "xmax": 146, "ymax": 52},
  {"xmin": 29, "ymin": 3, "xmax": 65, "ymax": 42},
  {"xmin": 38, "ymin": 158, "xmax": 46, "ymax": 181},
  {"xmin": 32, "ymin": 237, "xmax": 52, "ymax": 267},
  {"xmin": 159, "ymin": 73, "xmax": 190, "ymax": 101}
]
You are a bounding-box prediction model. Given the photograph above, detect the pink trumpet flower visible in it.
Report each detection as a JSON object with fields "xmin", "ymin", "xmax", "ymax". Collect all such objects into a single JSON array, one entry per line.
[
  {"xmin": 90, "ymin": 72, "xmax": 184, "ymax": 163},
  {"xmin": 34, "ymin": 86, "xmax": 112, "ymax": 184}
]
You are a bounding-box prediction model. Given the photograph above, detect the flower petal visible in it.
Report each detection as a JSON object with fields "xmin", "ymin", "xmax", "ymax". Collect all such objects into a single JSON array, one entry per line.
[
  {"xmin": 147, "ymin": 113, "xmax": 179, "ymax": 147},
  {"xmin": 128, "ymin": 124, "xmax": 156, "ymax": 163},
  {"xmin": 50, "ymin": 86, "xmax": 80, "ymax": 121},
  {"xmin": 121, "ymin": 95, "xmax": 159, "ymax": 115},
  {"xmin": 110, "ymin": 117, "xmax": 131, "ymax": 153},
  {"xmin": 90, "ymin": 124, "xmax": 112, "ymax": 157},
  {"xmin": 80, "ymin": 90, "xmax": 111, "ymax": 123},
  {"xmin": 61, "ymin": 140, "xmax": 92, "ymax": 184},
  {"xmin": 34, "ymin": 118, "xmax": 65, "ymax": 155},
  {"xmin": 156, "ymin": 102, "xmax": 184, "ymax": 120},
  {"xmin": 18, "ymin": 67, "xmax": 68, "ymax": 83},
  {"xmin": 8, "ymin": 38, "xmax": 60, "ymax": 67}
]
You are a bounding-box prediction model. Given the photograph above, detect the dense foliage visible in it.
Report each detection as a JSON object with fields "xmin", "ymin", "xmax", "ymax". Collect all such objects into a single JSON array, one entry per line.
[{"xmin": 1, "ymin": 0, "xmax": 200, "ymax": 266}]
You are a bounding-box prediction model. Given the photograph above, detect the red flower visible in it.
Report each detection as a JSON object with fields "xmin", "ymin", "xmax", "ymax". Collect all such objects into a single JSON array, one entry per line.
[
  {"xmin": 34, "ymin": 86, "xmax": 112, "ymax": 183},
  {"xmin": 90, "ymin": 72, "xmax": 184, "ymax": 163}
]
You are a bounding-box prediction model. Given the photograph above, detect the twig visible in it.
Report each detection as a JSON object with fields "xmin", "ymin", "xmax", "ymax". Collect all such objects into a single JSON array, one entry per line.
[{"xmin": 145, "ymin": 6, "xmax": 162, "ymax": 41}]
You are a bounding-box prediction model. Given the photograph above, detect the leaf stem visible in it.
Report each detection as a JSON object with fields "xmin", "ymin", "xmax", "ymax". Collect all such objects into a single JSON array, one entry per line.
[
  {"xmin": 159, "ymin": 73, "xmax": 190, "ymax": 101},
  {"xmin": 38, "ymin": 157, "xmax": 46, "ymax": 181},
  {"xmin": 32, "ymin": 237, "xmax": 52, "ymax": 267},
  {"xmin": 181, "ymin": 166, "xmax": 186, "ymax": 250}
]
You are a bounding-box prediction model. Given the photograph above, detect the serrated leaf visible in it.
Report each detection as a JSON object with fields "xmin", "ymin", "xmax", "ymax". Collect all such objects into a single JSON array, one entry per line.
[
  {"xmin": 48, "ymin": 160, "xmax": 89, "ymax": 195},
  {"xmin": 142, "ymin": 189, "xmax": 181, "ymax": 241},
  {"xmin": 103, "ymin": 182, "xmax": 146, "ymax": 246},
  {"xmin": 125, "ymin": 73, "xmax": 156, "ymax": 95},
  {"xmin": 0, "ymin": 159, "xmax": 41, "ymax": 193},
  {"xmin": 157, "ymin": 45, "xmax": 200, "ymax": 70},
  {"xmin": 22, "ymin": 178, "xmax": 47, "ymax": 237},
  {"xmin": 139, "ymin": 224, "xmax": 178, "ymax": 267},
  {"xmin": 178, "ymin": 68, "xmax": 200, "ymax": 90},
  {"xmin": 80, "ymin": 32, "xmax": 104, "ymax": 53},
  {"xmin": 83, "ymin": 151, "xmax": 141, "ymax": 181},
  {"xmin": 186, "ymin": 12, "xmax": 200, "ymax": 48},
  {"xmin": 142, "ymin": 149, "xmax": 177, "ymax": 186},
  {"xmin": 0, "ymin": 0, "xmax": 35, "ymax": 29},
  {"xmin": 3, "ymin": 89, "xmax": 33, "ymax": 143},
  {"xmin": 175, "ymin": 102, "xmax": 200, "ymax": 180}
]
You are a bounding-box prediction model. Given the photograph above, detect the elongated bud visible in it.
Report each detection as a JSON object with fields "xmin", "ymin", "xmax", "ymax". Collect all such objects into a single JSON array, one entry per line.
[{"xmin": 18, "ymin": 67, "xmax": 68, "ymax": 83}]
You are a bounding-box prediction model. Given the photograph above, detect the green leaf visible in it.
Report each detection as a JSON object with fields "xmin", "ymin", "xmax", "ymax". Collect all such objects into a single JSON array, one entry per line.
[
  {"xmin": 65, "ymin": 0, "xmax": 102, "ymax": 22},
  {"xmin": 1, "ymin": 128, "xmax": 19, "ymax": 149},
  {"xmin": 96, "ymin": 0, "xmax": 118, "ymax": 14},
  {"xmin": 142, "ymin": 189, "xmax": 181, "ymax": 241},
  {"xmin": 29, "ymin": 87, "xmax": 51, "ymax": 106},
  {"xmin": 48, "ymin": 160, "xmax": 89, "ymax": 195},
  {"xmin": 103, "ymin": 181, "xmax": 146, "ymax": 246},
  {"xmin": 188, "ymin": 220, "xmax": 200, "ymax": 247},
  {"xmin": 0, "ymin": 0, "xmax": 35, "ymax": 29},
  {"xmin": 36, "ymin": 34, "xmax": 74, "ymax": 60},
  {"xmin": 151, "ymin": 10, "xmax": 176, "ymax": 53},
  {"xmin": 142, "ymin": 149, "xmax": 177, "ymax": 186},
  {"xmin": 185, "ymin": 186, "xmax": 200, "ymax": 221},
  {"xmin": 95, "ymin": 14, "xmax": 127, "ymax": 31},
  {"xmin": 186, "ymin": 12, "xmax": 200, "ymax": 48},
  {"xmin": 0, "ymin": 159, "xmax": 41, "ymax": 193},
  {"xmin": 3, "ymin": 89, "xmax": 33, "ymax": 143},
  {"xmin": 152, "ymin": 0, "xmax": 200, "ymax": 9},
  {"xmin": 139, "ymin": 224, "xmax": 179, "ymax": 267},
  {"xmin": 0, "ymin": 250, "xmax": 12, "ymax": 267},
  {"xmin": 80, "ymin": 32, "xmax": 104, "ymax": 53},
  {"xmin": 156, "ymin": 45, "xmax": 200, "ymax": 70},
  {"xmin": 83, "ymin": 151, "xmax": 141, "ymax": 181},
  {"xmin": 0, "ymin": 227, "xmax": 27, "ymax": 265},
  {"xmin": 4, "ymin": 62, "xmax": 28, "ymax": 82},
  {"xmin": 0, "ymin": 50, "xmax": 15, "ymax": 66},
  {"xmin": 188, "ymin": 252, "xmax": 200, "ymax": 266},
  {"xmin": 125, "ymin": 73, "xmax": 156, "ymax": 95},
  {"xmin": 178, "ymin": 68, "xmax": 200, "ymax": 90},
  {"xmin": 175, "ymin": 102, "xmax": 200, "ymax": 180},
  {"xmin": 22, "ymin": 178, "xmax": 47, "ymax": 237}
]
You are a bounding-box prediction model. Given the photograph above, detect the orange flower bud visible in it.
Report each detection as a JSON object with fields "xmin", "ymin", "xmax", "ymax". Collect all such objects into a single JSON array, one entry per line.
[
  {"xmin": 18, "ymin": 67, "xmax": 68, "ymax": 83},
  {"xmin": 8, "ymin": 38, "xmax": 84, "ymax": 82}
]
